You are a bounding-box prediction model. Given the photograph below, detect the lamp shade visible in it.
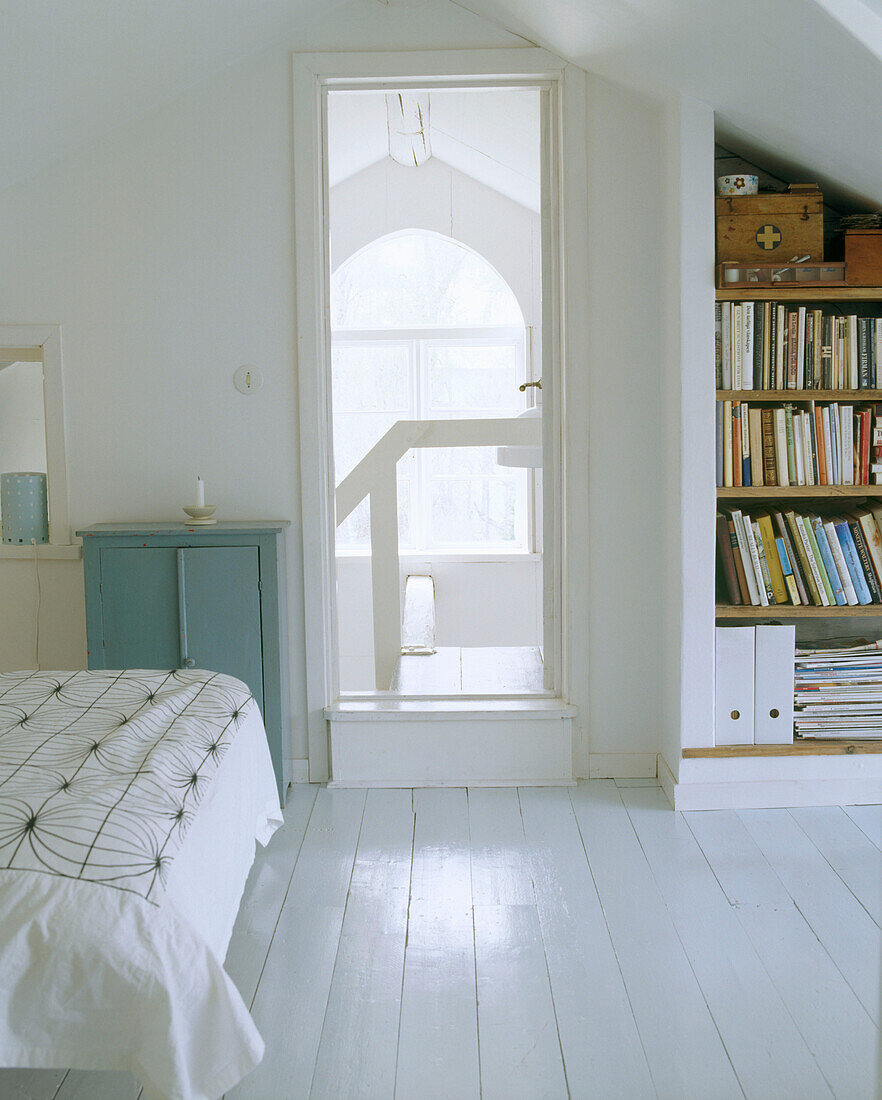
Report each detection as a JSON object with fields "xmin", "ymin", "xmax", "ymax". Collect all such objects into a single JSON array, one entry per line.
[{"xmin": 1, "ymin": 472, "xmax": 49, "ymax": 544}]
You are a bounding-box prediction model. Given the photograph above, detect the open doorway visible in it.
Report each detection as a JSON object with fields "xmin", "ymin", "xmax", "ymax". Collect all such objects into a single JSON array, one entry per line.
[{"xmin": 327, "ymin": 86, "xmax": 546, "ymax": 696}]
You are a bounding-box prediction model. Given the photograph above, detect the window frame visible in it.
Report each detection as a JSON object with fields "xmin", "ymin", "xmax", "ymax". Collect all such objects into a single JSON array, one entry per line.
[{"xmin": 0, "ymin": 324, "xmax": 73, "ymax": 558}]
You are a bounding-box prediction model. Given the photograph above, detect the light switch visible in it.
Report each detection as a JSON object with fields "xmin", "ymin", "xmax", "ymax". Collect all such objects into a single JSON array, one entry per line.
[{"xmin": 234, "ymin": 365, "xmax": 263, "ymax": 394}]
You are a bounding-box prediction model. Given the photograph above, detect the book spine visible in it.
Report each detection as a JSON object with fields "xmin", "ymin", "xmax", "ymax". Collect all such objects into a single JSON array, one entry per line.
[
  {"xmin": 829, "ymin": 404, "xmax": 840, "ymax": 484},
  {"xmin": 784, "ymin": 405, "xmax": 797, "ymax": 485},
  {"xmin": 733, "ymin": 303, "xmax": 743, "ymax": 389},
  {"xmin": 723, "ymin": 399, "xmax": 733, "ymax": 487},
  {"xmin": 809, "ymin": 516, "xmax": 845, "ymax": 605},
  {"xmin": 741, "ymin": 401, "xmax": 751, "ymax": 485},
  {"xmin": 858, "ymin": 509, "xmax": 882, "ymax": 587},
  {"xmin": 752, "ymin": 520, "xmax": 776, "ymax": 604},
  {"xmin": 803, "ymin": 410, "xmax": 815, "ymax": 485},
  {"xmin": 795, "ymin": 514, "xmax": 830, "ymax": 606},
  {"xmin": 716, "ymin": 513, "xmax": 742, "ymax": 604},
  {"xmin": 813, "ymin": 403, "xmax": 827, "ymax": 485},
  {"xmin": 758, "ymin": 514, "xmax": 788, "ymax": 604},
  {"xmin": 848, "ymin": 315, "xmax": 859, "ymax": 388},
  {"xmin": 753, "ymin": 302, "xmax": 764, "ymax": 389},
  {"xmin": 714, "ymin": 302, "xmax": 723, "ymax": 390},
  {"xmin": 775, "ymin": 407, "xmax": 790, "ymax": 486},
  {"xmin": 812, "ymin": 309, "xmax": 823, "ymax": 389},
  {"xmin": 748, "ymin": 408, "xmax": 764, "ymax": 487},
  {"xmin": 732, "ymin": 510, "xmax": 762, "ymax": 605},
  {"xmin": 821, "ymin": 314, "xmax": 833, "ymax": 390},
  {"xmin": 860, "ymin": 408, "xmax": 871, "ymax": 485},
  {"xmin": 742, "ymin": 514, "xmax": 769, "ymax": 606},
  {"xmin": 775, "ymin": 305, "xmax": 786, "ymax": 389},
  {"xmin": 769, "ymin": 303, "xmax": 779, "ymax": 388},
  {"xmin": 787, "ymin": 311, "xmax": 798, "ymax": 388},
  {"xmin": 824, "ymin": 519, "xmax": 858, "ymax": 605},
  {"xmin": 762, "ymin": 303, "xmax": 772, "ymax": 390},
  {"xmin": 786, "ymin": 511, "xmax": 822, "ymax": 604},
  {"xmin": 733, "ymin": 401, "xmax": 742, "ymax": 487},
  {"xmin": 793, "ymin": 413, "xmax": 805, "ymax": 486},
  {"xmin": 775, "ymin": 536, "xmax": 800, "ymax": 604},
  {"xmin": 796, "ymin": 305, "xmax": 806, "ymax": 389},
  {"xmin": 761, "ymin": 408, "xmax": 777, "ymax": 485},
  {"xmin": 822, "ymin": 405, "xmax": 834, "ymax": 484},
  {"xmin": 721, "ymin": 303, "xmax": 732, "ymax": 390},
  {"xmin": 775, "ymin": 511, "xmax": 809, "ymax": 604},
  {"xmin": 860, "ymin": 317, "xmax": 870, "ymax": 388},
  {"xmin": 849, "ymin": 518, "xmax": 882, "ymax": 603},
  {"xmin": 742, "ymin": 302, "xmax": 754, "ymax": 390},
  {"xmin": 727, "ymin": 516, "xmax": 752, "ymax": 603},
  {"xmin": 841, "ymin": 404, "xmax": 854, "ymax": 485},
  {"xmin": 836, "ymin": 520, "xmax": 872, "ymax": 604}
]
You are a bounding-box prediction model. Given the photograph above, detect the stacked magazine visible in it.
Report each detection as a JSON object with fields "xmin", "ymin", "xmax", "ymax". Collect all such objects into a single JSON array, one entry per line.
[{"xmin": 794, "ymin": 639, "xmax": 882, "ymax": 738}]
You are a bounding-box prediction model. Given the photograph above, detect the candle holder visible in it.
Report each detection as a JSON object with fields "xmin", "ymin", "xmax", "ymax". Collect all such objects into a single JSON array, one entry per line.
[{"xmin": 182, "ymin": 504, "xmax": 217, "ymax": 526}]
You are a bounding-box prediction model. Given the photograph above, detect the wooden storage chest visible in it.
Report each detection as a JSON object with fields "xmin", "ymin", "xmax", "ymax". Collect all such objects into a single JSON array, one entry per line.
[
  {"xmin": 716, "ymin": 190, "xmax": 823, "ymax": 264},
  {"xmin": 843, "ymin": 229, "xmax": 882, "ymax": 285}
]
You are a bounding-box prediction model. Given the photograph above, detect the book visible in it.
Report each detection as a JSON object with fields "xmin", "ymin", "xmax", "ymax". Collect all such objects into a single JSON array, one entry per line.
[
  {"xmin": 733, "ymin": 303, "xmax": 743, "ymax": 389},
  {"xmin": 715, "ymin": 402, "xmax": 724, "ymax": 486},
  {"xmin": 824, "ymin": 518, "xmax": 859, "ymax": 605},
  {"xmin": 757, "ymin": 514, "xmax": 788, "ymax": 604},
  {"xmin": 742, "ymin": 302, "xmax": 754, "ymax": 390},
  {"xmin": 796, "ymin": 306, "xmax": 806, "ymax": 389},
  {"xmin": 748, "ymin": 408, "xmax": 764, "ymax": 487},
  {"xmin": 848, "ymin": 517, "xmax": 882, "ymax": 603},
  {"xmin": 797, "ymin": 513, "xmax": 832, "ymax": 605},
  {"xmin": 775, "ymin": 536, "xmax": 801, "ymax": 604},
  {"xmin": 834, "ymin": 518, "xmax": 873, "ymax": 604},
  {"xmin": 723, "ymin": 400, "xmax": 733, "ymax": 486},
  {"xmin": 733, "ymin": 401, "xmax": 743, "ymax": 487},
  {"xmin": 716, "ymin": 513, "xmax": 743, "ymax": 604},
  {"xmin": 721, "ymin": 302, "xmax": 732, "ymax": 389},
  {"xmin": 856, "ymin": 509, "xmax": 882, "ymax": 588},
  {"xmin": 752, "ymin": 520, "xmax": 776, "ymax": 604},
  {"xmin": 786, "ymin": 510, "xmax": 823, "ymax": 605},
  {"xmin": 775, "ymin": 407, "xmax": 789, "ymax": 486},
  {"xmin": 727, "ymin": 515, "xmax": 752, "ymax": 603},
  {"xmin": 809, "ymin": 516, "xmax": 845, "ymax": 605},
  {"xmin": 714, "ymin": 302, "xmax": 723, "ymax": 390},
  {"xmin": 731, "ymin": 510, "xmax": 762, "ymax": 605},
  {"xmin": 742, "ymin": 513, "xmax": 769, "ymax": 606},
  {"xmin": 786, "ymin": 310, "xmax": 798, "ymax": 388},
  {"xmin": 774, "ymin": 511, "xmax": 809, "ymax": 604},
  {"xmin": 841, "ymin": 405, "xmax": 854, "ymax": 484},
  {"xmin": 761, "ymin": 408, "xmax": 777, "ymax": 485}
]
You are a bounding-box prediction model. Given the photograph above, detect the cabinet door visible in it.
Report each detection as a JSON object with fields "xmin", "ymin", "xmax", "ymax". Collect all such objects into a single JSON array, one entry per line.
[
  {"xmin": 180, "ymin": 547, "xmax": 264, "ymax": 714},
  {"xmin": 99, "ymin": 548, "xmax": 181, "ymax": 669}
]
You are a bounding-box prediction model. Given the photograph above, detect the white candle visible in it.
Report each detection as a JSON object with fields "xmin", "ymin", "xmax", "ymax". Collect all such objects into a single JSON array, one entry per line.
[{"xmin": 195, "ymin": 476, "xmax": 205, "ymax": 507}]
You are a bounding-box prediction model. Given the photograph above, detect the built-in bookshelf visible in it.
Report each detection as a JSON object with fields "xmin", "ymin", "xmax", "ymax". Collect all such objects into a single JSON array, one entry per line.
[{"xmin": 712, "ymin": 286, "xmax": 882, "ymax": 763}]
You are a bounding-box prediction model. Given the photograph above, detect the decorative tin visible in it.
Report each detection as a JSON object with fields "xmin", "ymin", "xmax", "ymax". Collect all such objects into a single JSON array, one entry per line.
[
  {"xmin": 1, "ymin": 472, "xmax": 49, "ymax": 544},
  {"xmin": 716, "ymin": 174, "xmax": 758, "ymax": 196}
]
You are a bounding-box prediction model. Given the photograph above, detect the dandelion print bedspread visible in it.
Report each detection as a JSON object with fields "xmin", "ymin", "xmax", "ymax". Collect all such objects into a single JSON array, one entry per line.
[
  {"xmin": 0, "ymin": 668, "xmax": 280, "ymax": 1100},
  {"xmin": 0, "ymin": 668, "xmax": 253, "ymax": 903}
]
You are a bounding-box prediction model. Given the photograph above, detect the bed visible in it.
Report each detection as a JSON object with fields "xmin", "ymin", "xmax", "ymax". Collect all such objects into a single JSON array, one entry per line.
[{"xmin": 0, "ymin": 667, "xmax": 283, "ymax": 1100}]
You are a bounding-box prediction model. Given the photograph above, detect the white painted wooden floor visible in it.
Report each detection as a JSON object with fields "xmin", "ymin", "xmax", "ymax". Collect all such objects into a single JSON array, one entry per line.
[{"xmin": 5, "ymin": 780, "xmax": 882, "ymax": 1099}]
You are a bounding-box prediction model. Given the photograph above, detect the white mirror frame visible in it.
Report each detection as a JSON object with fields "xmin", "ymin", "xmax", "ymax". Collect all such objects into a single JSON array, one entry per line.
[{"xmin": 0, "ymin": 324, "xmax": 71, "ymax": 550}]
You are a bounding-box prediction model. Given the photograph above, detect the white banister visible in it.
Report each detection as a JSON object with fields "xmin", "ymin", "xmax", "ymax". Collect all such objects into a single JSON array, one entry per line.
[{"xmin": 335, "ymin": 416, "xmax": 540, "ymax": 689}]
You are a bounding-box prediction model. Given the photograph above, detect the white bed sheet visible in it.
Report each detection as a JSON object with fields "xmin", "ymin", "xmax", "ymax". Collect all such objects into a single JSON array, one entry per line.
[{"xmin": 0, "ymin": 670, "xmax": 283, "ymax": 1100}]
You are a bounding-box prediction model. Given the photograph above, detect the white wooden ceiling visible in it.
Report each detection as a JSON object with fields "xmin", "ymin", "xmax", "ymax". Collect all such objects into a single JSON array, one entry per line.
[{"xmin": 2, "ymin": 0, "xmax": 881, "ymax": 206}]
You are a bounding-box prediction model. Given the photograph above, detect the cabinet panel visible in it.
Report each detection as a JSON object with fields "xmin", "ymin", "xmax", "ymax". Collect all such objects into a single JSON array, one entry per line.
[
  {"xmin": 99, "ymin": 548, "xmax": 180, "ymax": 669},
  {"xmin": 180, "ymin": 546, "xmax": 264, "ymax": 713}
]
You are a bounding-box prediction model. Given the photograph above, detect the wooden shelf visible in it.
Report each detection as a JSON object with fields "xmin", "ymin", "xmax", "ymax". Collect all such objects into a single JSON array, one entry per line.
[
  {"xmin": 684, "ymin": 740, "xmax": 882, "ymax": 757},
  {"xmin": 717, "ymin": 485, "xmax": 882, "ymax": 499},
  {"xmin": 716, "ymin": 286, "xmax": 882, "ymax": 302},
  {"xmin": 716, "ymin": 603, "xmax": 882, "ymax": 620},
  {"xmin": 716, "ymin": 389, "xmax": 882, "ymax": 401}
]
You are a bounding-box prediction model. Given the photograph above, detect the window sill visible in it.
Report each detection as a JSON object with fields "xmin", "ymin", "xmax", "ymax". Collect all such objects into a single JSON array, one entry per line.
[
  {"xmin": 0, "ymin": 542, "xmax": 82, "ymax": 560},
  {"xmin": 337, "ymin": 550, "xmax": 542, "ymax": 563}
]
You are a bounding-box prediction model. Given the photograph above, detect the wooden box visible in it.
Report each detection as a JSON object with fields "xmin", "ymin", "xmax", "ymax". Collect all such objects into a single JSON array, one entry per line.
[
  {"xmin": 844, "ymin": 229, "xmax": 882, "ymax": 285},
  {"xmin": 716, "ymin": 189, "xmax": 823, "ymax": 264}
]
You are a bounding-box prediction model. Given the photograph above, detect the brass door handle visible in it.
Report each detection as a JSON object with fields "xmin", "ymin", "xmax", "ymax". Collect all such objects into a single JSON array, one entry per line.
[{"xmin": 519, "ymin": 379, "xmax": 542, "ymax": 392}]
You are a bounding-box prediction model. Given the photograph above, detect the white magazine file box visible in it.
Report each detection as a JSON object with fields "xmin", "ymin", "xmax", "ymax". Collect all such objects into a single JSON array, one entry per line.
[
  {"xmin": 754, "ymin": 623, "xmax": 795, "ymax": 745},
  {"xmin": 715, "ymin": 626, "xmax": 756, "ymax": 745}
]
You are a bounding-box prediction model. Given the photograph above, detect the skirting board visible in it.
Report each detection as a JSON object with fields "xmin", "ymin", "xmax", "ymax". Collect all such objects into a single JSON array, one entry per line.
[
  {"xmin": 658, "ymin": 751, "xmax": 882, "ymax": 810},
  {"xmin": 588, "ymin": 752, "xmax": 658, "ymax": 779},
  {"xmin": 328, "ymin": 712, "xmax": 574, "ymax": 787}
]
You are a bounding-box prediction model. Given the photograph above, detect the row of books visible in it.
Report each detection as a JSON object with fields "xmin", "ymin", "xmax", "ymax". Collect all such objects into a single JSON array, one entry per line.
[
  {"xmin": 715, "ymin": 400, "xmax": 882, "ymax": 487},
  {"xmin": 715, "ymin": 301, "xmax": 882, "ymax": 391},
  {"xmin": 794, "ymin": 639, "xmax": 882, "ymax": 738},
  {"xmin": 716, "ymin": 506, "xmax": 882, "ymax": 607}
]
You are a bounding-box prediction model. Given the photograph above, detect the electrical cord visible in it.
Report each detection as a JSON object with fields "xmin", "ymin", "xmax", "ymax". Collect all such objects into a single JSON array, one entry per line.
[{"xmin": 31, "ymin": 538, "xmax": 41, "ymax": 670}]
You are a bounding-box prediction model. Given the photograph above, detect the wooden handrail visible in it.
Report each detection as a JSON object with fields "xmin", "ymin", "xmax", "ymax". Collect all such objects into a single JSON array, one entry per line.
[{"xmin": 334, "ymin": 416, "xmax": 541, "ymax": 689}]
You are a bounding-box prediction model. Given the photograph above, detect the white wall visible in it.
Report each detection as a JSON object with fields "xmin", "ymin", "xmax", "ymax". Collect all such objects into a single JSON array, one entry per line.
[
  {"xmin": 0, "ymin": 9, "xmax": 673, "ymax": 775},
  {"xmin": 0, "ymin": 0, "xmax": 522, "ymax": 770}
]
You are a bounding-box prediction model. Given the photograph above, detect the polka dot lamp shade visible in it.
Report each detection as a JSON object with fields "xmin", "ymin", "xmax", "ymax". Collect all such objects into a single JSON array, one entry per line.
[{"xmin": 1, "ymin": 472, "xmax": 49, "ymax": 544}]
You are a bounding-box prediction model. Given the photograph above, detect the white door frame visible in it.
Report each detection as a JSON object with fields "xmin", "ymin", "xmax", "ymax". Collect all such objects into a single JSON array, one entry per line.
[{"xmin": 292, "ymin": 49, "xmax": 589, "ymax": 781}]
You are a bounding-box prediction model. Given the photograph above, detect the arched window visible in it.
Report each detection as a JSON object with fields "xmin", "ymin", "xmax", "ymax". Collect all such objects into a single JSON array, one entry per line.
[{"xmin": 331, "ymin": 230, "xmax": 534, "ymax": 552}]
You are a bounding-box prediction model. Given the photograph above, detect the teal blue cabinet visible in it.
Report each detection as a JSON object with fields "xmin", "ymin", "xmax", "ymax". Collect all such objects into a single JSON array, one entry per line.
[{"xmin": 78, "ymin": 523, "xmax": 290, "ymax": 800}]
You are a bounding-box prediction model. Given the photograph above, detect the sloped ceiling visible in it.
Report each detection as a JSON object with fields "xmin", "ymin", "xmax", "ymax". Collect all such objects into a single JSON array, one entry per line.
[{"xmin": 2, "ymin": 0, "xmax": 882, "ymax": 207}]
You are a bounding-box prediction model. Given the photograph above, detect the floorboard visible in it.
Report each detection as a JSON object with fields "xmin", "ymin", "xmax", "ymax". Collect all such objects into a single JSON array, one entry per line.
[
  {"xmin": 737, "ymin": 808, "xmax": 882, "ymax": 1023},
  {"xmin": 226, "ymin": 787, "xmax": 367, "ymax": 1100},
  {"xmin": 622, "ymin": 786, "xmax": 831, "ymax": 1099},
  {"xmin": 569, "ymin": 781, "xmax": 743, "ymax": 1100},
  {"xmin": 308, "ymin": 789, "xmax": 414, "ymax": 1099},
  {"xmin": 687, "ymin": 807, "xmax": 879, "ymax": 1099},
  {"xmin": 843, "ymin": 802, "xmax": 882, "ymax": 849},
  {"xmin": 468, "ymin": 787, "xmax": 567, "ymax": 1099},
  {"xmin": 518, "ymin": 786, "xmax": 655, "ymax": 1099},
  {"xmin": 394, "ymin": 788, "xmax": 480, "ymax": 1100}
]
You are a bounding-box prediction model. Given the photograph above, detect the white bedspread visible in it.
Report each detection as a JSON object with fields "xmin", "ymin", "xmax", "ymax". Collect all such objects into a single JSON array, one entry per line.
[{"xmin": 0, "ymin": 669, "xmax": 283, "ymax": 1100}]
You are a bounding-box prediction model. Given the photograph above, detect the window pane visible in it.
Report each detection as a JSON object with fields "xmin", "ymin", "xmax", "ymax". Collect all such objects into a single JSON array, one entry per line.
[
  {"xmin": 333, "ymin": 412, "xmax": 403, "ymax": 482},
  {"xmin": 331, "ymin": 231, "xmax": 523, "ymax": 329},
  {"xmin": 429, "ymin": 477, "xmax": 518, "ymax": 545},
  {"xmin": 336, "ymin": 482, "xmax": 412, "ymax": 549},
  {"xmin": 424, "ymin": 445, "xmax": 505, "ymax": 477},
  {"xmin": 426, "ymin": 344, "xmax": 521, "ymax": 412},
  {"xmin": 332, "ymin": 343, "xmax": 410, "ymax": 412}
]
